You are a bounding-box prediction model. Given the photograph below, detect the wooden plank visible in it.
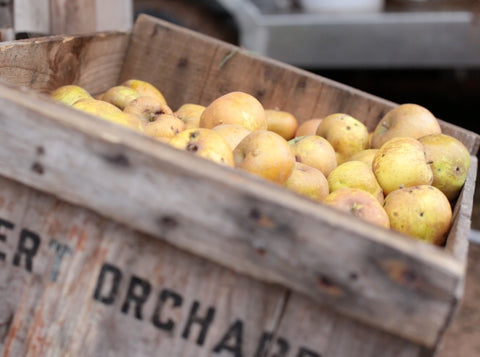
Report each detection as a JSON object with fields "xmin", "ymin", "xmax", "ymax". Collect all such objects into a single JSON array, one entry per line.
[
  {"xmin": 0, "ymin": 176, "xmax": 289, "ymax": 356},
  {"xmin": 0, "ymin": 80, "xmax": 465, "ymax": 348},
  {"xmin": 49, "ymin": 0, "xmax": 97, "ymax": 35},
  {"xmin": 0, "ymin": 31, "xmax": 129, "ymax": 95}
]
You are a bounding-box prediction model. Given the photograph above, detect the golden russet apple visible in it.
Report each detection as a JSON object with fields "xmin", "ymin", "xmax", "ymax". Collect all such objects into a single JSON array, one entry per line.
[
  {"xmin": 233, "ymin": 130, "xmax": 295, "ymax": 184},
  {"xmin": 124, "ymin": 96, "xmax": 173, "ymax": 123},
  {"xmin": 373, "ymin": 137, "xmax": 433, "ymax": 195},
  {"xmin": 121, "ymin": 79, "xmax": 168, "ymax": 106},
  {"xmin": 212, "ymin": 124, "xmax": 251, "ymax": 151},
  {"xmin": 72, "ymin": 98, "xmax": 144, "ymax": 132},
  {"xmin": 200, "ymin": 91, "xmax": 267, "ymax": 131},
  {"xmin": 419, "ymin": 133, "xmax": 471, "ymax": 201},
  {"xmin": 289, "ymin": 135, "xmax": 337, "ymax": 177},
  {"xmin": 383, "ymin": 185, "xmax": 452, "ymax": 246},
  {"xmin": 284, "ymin": 162, "xmax": 329, "ymax": 202},
  {"xmin": 371, "ymin": 103, "xmax": 441, "ymax": 149},
  {"xmin": 102, "ymin": 85, "xmax": 142, "ymax": 110},
  {"xmin": 327, "ymin": 161, "xmax": 384, "ymax": 204},
  {"xmin": 316, "ymin": 113, "xmax": 369, "ymax": 164},
  {"xmin": 295, "ymin": 118, "xmax": 322, "ymax": 137},
  {"xmin": 50, "ymin": 84, "xmax": 92, "ymax": 106},
  {"xmin": 175, "ymin": 103, "xmax": 206, "ymax": 129},
  {"xmin": 169, "ymin": 128, "xmax": 234, "ymax": 167},
  {"xmin": 347, "ymin": 148, "xmax": 379, "ymax": 168},
  {"xmin": 265, "ymin": 109, "xmax": 298, "ymax": 140},
  {"xmin": 323, "ymin": 188, "xmax": 390, "ymax": 229},
  {"xmin": 143, "ymin": 114, "xmax": 185, "ymax": 141}
]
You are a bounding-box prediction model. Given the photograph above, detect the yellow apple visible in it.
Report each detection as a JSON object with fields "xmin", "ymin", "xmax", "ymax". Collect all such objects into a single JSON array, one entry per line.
[
  {"xmin": 121, "ymin": 79, "xmax": 168, "ymax": 106},
  {"xmin": 169, "ymin": 128, "xmax": 234, "ymax": 167},
  {"xmin": 289, "ymin": 135, "xmax": 337, "ymax": 177},
  {"xmin": 50, "ymin": 84, "xmax": 92, "ymax": 106},
  {"xmin": 123, "ymin": 96, "xmax": 173, "ymax": 123},
  {"xmin": 102, "ymin": 85, "xmax": 142, "ymax": 110},
  {"xmin": 143, "ymin": 113, "xmax": 185, "ymax": 140},
  {"xmin": 295, "ymin": 118, "xmax": 322, "ymax": 137},
  {"xmin": 371, "ymin": 103, "xmax": 442, "ymax": 149},
  {"xmin": 212, "ymin": 124, "xmax": 251, "ymax": 151},
  {"xmin": 373, "ymin": 137, "xmax": 433, "ymax": 195},
  {"xmin": 323, "ymin": 188, "xmax": 390, "ymax": 229},
  {"xmin": 265, "ymin": 108, "xmax": 298, "ymax": 140},
  {"xmin": 200, "ymin": 91, "xmax": 267, "ymax": 131},
  {"xmin": 175, "ymin": 103, "xmax": 206, "ymax": 129},
  {"xmin": 419, "ymin": 133, "xmax": 471, "ymax": 201},
  {"xmin": 383, "ymin": 185, "xmax": 452, "ymax": 246},
  {"xmin": 327, "ymin": 160, "xmax": 384, "ymax": 204},
  {"xmin": 347, "ymin": 148, "xmax": 379, "ymax": 169},
  {"xmin": 72, "ymin": 98, "xmax": 144, "ymax": 132},
  {"xmin": 233, "ymin": 130, "xmax": 295, "ymax": 184},
  {"xmin": 316, "ymin": 113, "xmax": 369, "ymax": 164},
  {"xmin": 283, "ymin": 162, "xmax": 329, "ymax": 202}
]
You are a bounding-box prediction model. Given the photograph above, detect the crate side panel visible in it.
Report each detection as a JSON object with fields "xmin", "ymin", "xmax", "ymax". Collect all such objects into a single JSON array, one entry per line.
[
  {"xmin": 276, "ymin": 292, "xmax": 429, "ymax": 357},
  {"xmin": 0, "ymin": 176, "xmax": 289, "ymax": 357},
  {"xmin": 0, "ymin": 32, "xmax": 129, "ymax": 95}
]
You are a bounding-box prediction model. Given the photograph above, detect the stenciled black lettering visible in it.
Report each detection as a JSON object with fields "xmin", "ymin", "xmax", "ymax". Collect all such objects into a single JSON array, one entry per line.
[
  {"xmin": 93, "ymin": 263, "xmax": 122, "ymax": 304},
  {"xmin": 152, "ymin": 288, "xmax": 183, "ymax": 332},
  {"xmin": 13, "ymin": 229, "xmax": 41, "ymax": 272},
  {"xmin": 121, "ymin": 275, "xmax": 151, "ymax": 320},
  {"xmin": 0, "ymin": 218, "xmax": 14, "ymax": 261},
  {"xmin": 212, "ymin": 320, "xmax": 243, "ymax": 357},
  {"xmin": 255, "ymin": 332, "xmax": 289, "ymax": 357},
  {"xmin": 181, "ymin": 300, "xmax": 215, "ymax": 346},
  {"xmin": 297, "ymin": 347, "xmax": 321, "ymax": 357}
]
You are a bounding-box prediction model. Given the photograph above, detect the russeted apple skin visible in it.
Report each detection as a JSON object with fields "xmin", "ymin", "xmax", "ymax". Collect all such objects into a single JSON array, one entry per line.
[
  {"xmin": 371, "ymin": 103, "xmax": 441, "ymax": 149},
  {"xmin": 233, "ymin": 130, "xmax": 295, "ymax": 185},
  {"xmin": 199, "ymin": 91, "xmax": 267, "ymax": 131},
  {"xmin": 419, "ymin": 133, "xmax": 471, "ymax": 201},
  {"xmin": 323, "ymin": 188, "xmax": 390, "ymax": 229},
  {"xmin": 384, "ymin": 185, "xmax": 452, "ymax": 246},
  {"xmin": 373, "ymin": 137, "xmax": 433, "ymax": 195}
]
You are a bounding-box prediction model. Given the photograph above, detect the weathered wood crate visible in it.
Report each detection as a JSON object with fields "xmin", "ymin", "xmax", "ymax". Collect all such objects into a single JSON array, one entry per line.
[{"xmin": 0, "ymin": 14, "xmax": 478, "ymax": 357}]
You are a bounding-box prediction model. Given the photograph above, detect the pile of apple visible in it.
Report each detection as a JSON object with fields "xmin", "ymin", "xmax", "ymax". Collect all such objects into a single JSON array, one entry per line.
[{"xmin": 50, "ymin": 80, "xmax": 471, "ymax": 247}]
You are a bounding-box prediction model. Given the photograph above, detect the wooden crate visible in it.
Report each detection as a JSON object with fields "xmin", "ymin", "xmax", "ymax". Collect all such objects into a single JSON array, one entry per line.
[{"xmin": 0, "ymin": 14, "xmax": 478, "ymax": 357}]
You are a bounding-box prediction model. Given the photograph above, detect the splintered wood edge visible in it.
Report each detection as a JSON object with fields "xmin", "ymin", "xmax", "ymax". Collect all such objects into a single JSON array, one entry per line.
[{"xmin": 0, "ymin": 81, "xmax": 467, "ymax": 348}]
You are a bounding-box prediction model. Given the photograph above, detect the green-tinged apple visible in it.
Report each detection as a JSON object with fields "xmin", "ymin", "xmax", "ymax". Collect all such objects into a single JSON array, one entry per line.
[
  {"xmin": 373, "ymin": 137, "xmax": 433, "ymax": 195},
  {"xmin": 102, "ymin": 85, "xmax": 142, "ymax": 110},
  {"xmin": 383, "ymin": 185, "xmax": 452, "ymax": 245},
  {"xmin": 50, "ymin": 84, "xmax": 92, "ymax": 106}
]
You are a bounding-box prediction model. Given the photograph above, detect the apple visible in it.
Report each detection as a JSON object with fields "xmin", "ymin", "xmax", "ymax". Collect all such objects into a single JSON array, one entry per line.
[
  {"xmin": 143, "ymin": 113, "xmax": 185, "ymax": 140},
  {"xmin": 200, "ymin": 91, "xmax": 267, "ymax": 131},
  {"xmin": 169, "ymin": 128, "xmax": 234, "ymax": 167},
  {"xmin": 327, "ymin": 160, "xmax": 384, "ymax": 204},
  {"xmin": 419, "ymin": 133, "xmax": 471, "ymax": 201},
  {"xmin": 289, "ymin": 135, "xmax": 337, "ymax": 177},
  {"xmin": 383, "ymin": 185, "xmax": 452, "ymax": 245},
  {"xmin": 72, "ymin": 98, "xmax": 144, "ymax": 132},
  {"xmin": 102, "ymin": 85, "xmax": 142, "ymax": 110},
  {"xmin": 371, "ymin": 103, "xmax": 442, "ymax": 149},
  {"xmin": 347, "ymin": 148, "xmax": 379, "ymax": 169},
  {"xmin": 121, "ymin": 79, "xmax": 168, "ymax": 106},
  {"xmin": 316, "ymin": 113, "xmax": 369, "ymax": 164},
  {"xmin": 295, "ymin": 118, "xmax": 322, "ymax": 137},
  {"xmin": 373, "ymin": 137, "xmax": 433, "ymax": 195},
  {"xmin": 284, "ymin": 162, "xmax": 329, "ymax": 202},
  {"xmin": 233, "ymin": 130, "xmax": 295, "ymax": 184},
  {"xmin": 50, "ymin": 84, "xmax": 92, "ymax": 106},
  {"xmin": 123, "ymin": 96, "xmax": 173, "ymax": 124},
  {"xmin": 323, "ymin": 188, "xmax": 390, "ymax": 229},
  {"xmin": 212, "ymin": 124, "xmax": 251, "ymax": 151},
  {"xmin": 175, "ymin": 103, "xmax": 206, "ymax": 129},
  {"xmin": 265, "ymin": 108, "xmax": 298, "ymax": 140}
]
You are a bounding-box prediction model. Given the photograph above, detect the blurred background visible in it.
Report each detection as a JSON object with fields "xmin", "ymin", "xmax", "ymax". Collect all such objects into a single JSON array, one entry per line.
[{"xmin": 1, "ymin": 0, "xmax": 479, "ymax": 231}]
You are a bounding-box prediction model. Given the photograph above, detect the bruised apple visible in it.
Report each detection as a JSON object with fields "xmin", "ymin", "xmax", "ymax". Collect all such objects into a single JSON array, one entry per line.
[
  {"xmin": 169, "ymin": 128, "xmax": 234, "ymax": 167},
  {"xmin": 383, "ymin": 185, "xmax": 452, "ymax": 246},
  {"xmin": 143, "ymin": 114, "xmax": 185, "ymax": 141},
  {"xmin": 323, "ymin": 188, "xmax": 390, "ymax": 229},
  {"xmin": 124, "ymin": 96, "xmax": 173, "ymax": 123},
  {"xmin": 371, "ymin": 103, "xmax": 441, "ymax": 149},
  {"xmin": 234, "ymin": 130, "xmax": 295, "ymax": 184},
  {"xmin": 200, "ymin": 91, "xmax": 267, "ymax": 131},
  {"xmin": 284, "ymin": 162, "xmax": 329, "ymax": 202}
]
